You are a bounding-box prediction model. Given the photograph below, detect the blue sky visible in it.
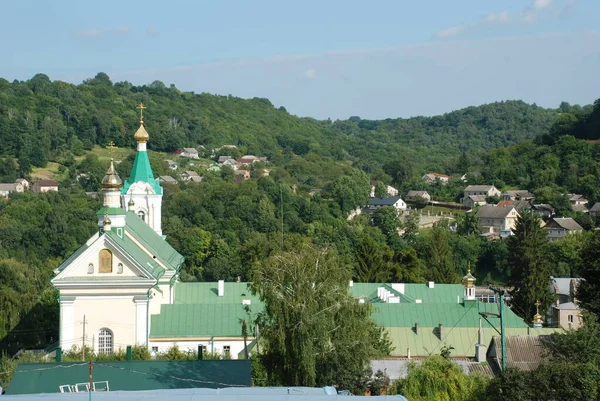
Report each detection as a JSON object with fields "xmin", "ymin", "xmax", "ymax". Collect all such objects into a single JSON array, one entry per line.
[{"xmin": 2, "ymin": 0, "xmax": 599, "ymax": 119}]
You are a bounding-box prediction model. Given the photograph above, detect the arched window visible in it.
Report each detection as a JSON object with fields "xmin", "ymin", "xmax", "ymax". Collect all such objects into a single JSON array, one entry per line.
[
  {"xmin": 117, "ymin": 263, "xmax": 123, "ymax": 274},
  {"xmin": 98, "ymin": 328, "xmax": 113, "ymax": 354},
  {"xmin": 87, "ymin": 263, "xmax": 94, "ymax": 274},
  {"xmin": 99, "ymin": 249, "xmax": 112, "ymax": 273},
  {"xmin": 137, "ymin": 211, "xmax": 145, "ymax": 222}
]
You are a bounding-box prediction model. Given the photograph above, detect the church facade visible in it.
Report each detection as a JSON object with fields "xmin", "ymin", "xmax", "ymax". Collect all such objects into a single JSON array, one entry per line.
[{"xmin": 51, "ymin": 106, "xmax": 184, "ymax": 355}]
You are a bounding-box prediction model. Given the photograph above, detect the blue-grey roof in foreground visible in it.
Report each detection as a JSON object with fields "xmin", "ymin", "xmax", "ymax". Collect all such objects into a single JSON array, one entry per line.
[{"xmin": 0, "ymin": 387, "xmax": 410, "ymax": 401}]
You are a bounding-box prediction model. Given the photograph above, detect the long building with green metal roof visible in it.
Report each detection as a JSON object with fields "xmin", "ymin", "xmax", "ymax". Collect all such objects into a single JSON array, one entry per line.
[{"xmin": 147, "ymin": 279, "xmax": 556, "ymax": 359}]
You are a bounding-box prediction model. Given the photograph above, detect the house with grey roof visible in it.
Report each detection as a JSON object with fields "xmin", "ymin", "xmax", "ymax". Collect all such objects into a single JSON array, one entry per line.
[
  {"xmin": 180, "ymin": 148, "xmax": 200, "ymax": 159},
  {"xmin": 0, "ymin": 182, "xmax": 24, "ymax": 198},
  {"xmin": 544, "ymin": 217, "xmax": 583, "ymax": 241},
  {"xmin": 502, "ymin": 190, "xmax": 534, "ymax": 201},
  {"xmin": 164, "ymin": 159, "xmax": 178, "ymax": 170},
  {"xmin": 550, "ymin": 277, "xmax": 582, "ymax": 330},
  {"xmin": 463, "ymin": 195, "xmax": 487, "ymax": 208},
  {"xmin": 463, "ymin": 185, "xmax": 501, "ymax": 198},
  {"xmin": 405, "ymin": 190, "xmax": 431, "ymax": 203},
  {"xmin": 487, "ymin": 335, "xmax": 550, "ymax": 374},
  {"xmin": 158, "ymin": 175, "xmax": 178, "ymax": 184},
  {"xmin": 422, "ymin": 172, "xmax": 451, "ymax": 185},
  {"xmin": 569, "ymin": 193, "xmax": 589, "ymax": 213},
  {"xmin": 475, "ymin": 206, "xmax": 520, "ymax": 237},
  {"xmin": 367, "ymin": 197, "xmax": 407, "ymax": 212},
  {"xmin": 32, "ymin": 179, "xmax": 58, "ymax": 193},
  {"xmin": 532, "ymin": 203, "xmax": 555, "ymax": 219},
  {"xmin": 590, "ymin": 202, "xmax": 600, "ymax": 219}
]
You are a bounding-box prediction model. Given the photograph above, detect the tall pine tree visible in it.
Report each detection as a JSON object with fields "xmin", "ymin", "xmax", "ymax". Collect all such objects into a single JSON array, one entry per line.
[{"xmin": 506, "ymin": 212, "xmax": 554, "ymax": 323}]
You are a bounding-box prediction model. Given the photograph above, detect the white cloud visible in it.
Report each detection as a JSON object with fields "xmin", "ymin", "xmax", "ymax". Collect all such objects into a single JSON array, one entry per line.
[
  {"xmin": 76, "ymin": 27, "xmax": 130, "ymax": 39},
  {"xmin": 435, "ymin": 0, "xmax": 575, "ymax": 38},
  {"xmin": 486, "ymin": 11, "xmax": 511, "ymax": 23},
  {"xmin": 434, "ymin": 25, "xmax": 466, "ymax": 39},
  {"xmin": 304, "ymin": 68, "xmax": 317, "ymax": 79},
  {"xmin": 533, "ymin": 0, "xmax": 553, "ymax": 10}
]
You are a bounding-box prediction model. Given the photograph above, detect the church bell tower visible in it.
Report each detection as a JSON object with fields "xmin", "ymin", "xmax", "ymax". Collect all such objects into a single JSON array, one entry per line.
[{"xmin": 121, "ymin": 103, "xmax": 163, "ymax": 235}]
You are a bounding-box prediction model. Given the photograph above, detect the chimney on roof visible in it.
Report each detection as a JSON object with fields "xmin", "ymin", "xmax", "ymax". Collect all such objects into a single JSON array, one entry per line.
[
  {"xmin": 438, "ymin": 324, "xmax": 444, "ymax": 340},
  {"xmin": 475, "ymin": 318, "xmax": 486, "ymax": 362},
  {"xmin": 237, "ymin": 275, "xmax": 241, "ymax": 283},
  {"xmin": 414, "ymin": 322, "xmax": 419, "ymax": 335},
  {"xmin": 349, "ymin": 280, "xmax": 354, "ymax": 287},
  {"xmin": 428, "ymin": 281, "xmax": 435, "ymax": 289},
  {"xmin": 218, "ymin": 280, "xmax": 224, "ymax": 297}
]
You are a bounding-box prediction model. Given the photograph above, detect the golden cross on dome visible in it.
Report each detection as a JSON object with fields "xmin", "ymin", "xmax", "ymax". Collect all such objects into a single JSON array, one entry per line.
[
  {"xmin": 136, "ymin": 103, "xmax": 147, "ymax": 123},
  {"xmin": 107, "ymin": 141, "xmax": 116, "ymax": 157},
  {"xmin": 535, "ymin": 300, "xmax": 541, "ymax": 314}
]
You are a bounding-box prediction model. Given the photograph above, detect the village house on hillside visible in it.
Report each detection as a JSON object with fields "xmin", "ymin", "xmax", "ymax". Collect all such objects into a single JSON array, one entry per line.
[
  {"xmin": 234, "ymin": 169, "xmax": 251, "ymax": 183},
  {"xmin": 180, "ymin": 148, "xmax": 200, "ymax": 159},
  {"xmin": 367, "ymin": 196, "xmax": 407, "ymax": 213},
  {"xmin": 370, "ymin": 181, "xmax": 399, "ymax": 198},
  {"xmin": 0, "ymin": 181, "xmax": 25, "ymax": 198},
  {"xmin": 463, "ymin": 195, "xmax": 487, "ymax": 208},
  {"xmin": 179, "ymin": 170, "xmax": 203, "ymax": 183},
  {"xmin": 464, "ymin": 185, "xmax": 501, "ymax": 198},
  {"xmin": 164, "ymin": 160, "xmax": 178, "ymax": 171},
  {"xmin": 497, "ymin": 199, "xmax": 532, "ymax": 213},
  {"xmin": 422, "ymin": 172, "xmax": 451, "ymax": 185},
  {"xmin": 590, "ymin": 202, "xmax": 600, "ymax": 219},
  {"xmin": 569, "ymin": 193, "xmax": 589, "ymax": 213},
  {"xmin": 236, "ymin": 155, "xmax": 268, "ymax": 166},
  {"xmin": 532, "ymin": 203, "xmax": 555, "ymax": 219},
  {"xmin": 405, "ymin": 190, "xmax": 431, "ymax": 203},
  {"xmin": 502, "ymin": 190, "xmax": 534, "ymax": 201},
  {"xmin": 550, "ymin": 277, "xmax": 583, "ymax": 330},
  {"xmin": 32, "ymin": 179, "xmax": 58, "ymax": 193},
  {"xmin": 544, "ymin": 217, "xmax": 583, "ymax": 241},
  {"xmin": 158, "ymin": 175, "xmax": 178, "ymax": 184},
  {"xmin": 476, "ymin": 205, "xmax": 520, "ymax": 238}
]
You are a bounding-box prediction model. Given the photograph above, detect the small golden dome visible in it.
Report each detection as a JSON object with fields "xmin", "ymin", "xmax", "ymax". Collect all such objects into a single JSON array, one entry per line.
[
  {"xmin": 462, "ymin": 268, "xmax": 476, "ymax": 288},
  {"xmin": 128, "ymin": 198, "xmax": 135, "ymax": 207},
  {"xmin": 102, "ymin": 159, "xmax": 122, "ymax": 190},
  {"xmin": 103, "ymin": 214, "xmax": 112, "ymax": 226},
  {"xmin": 133, "ymin": 123, "xmax": 149, "ymax": 143}
]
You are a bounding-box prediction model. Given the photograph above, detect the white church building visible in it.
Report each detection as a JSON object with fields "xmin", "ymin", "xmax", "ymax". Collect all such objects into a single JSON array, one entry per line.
[{"xmin": 51, "ymin": 106, "xmax": 254, "ymax": 359}]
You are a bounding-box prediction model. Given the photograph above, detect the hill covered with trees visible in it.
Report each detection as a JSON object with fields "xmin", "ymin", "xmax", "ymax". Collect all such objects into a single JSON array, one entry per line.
[
  {"xmin": 0, "ymin": 72, "xmax": 567, "ymax": 177},
  {"xmin": 1, "ymin": 72, "xmax": 600, "ymax": 383}
]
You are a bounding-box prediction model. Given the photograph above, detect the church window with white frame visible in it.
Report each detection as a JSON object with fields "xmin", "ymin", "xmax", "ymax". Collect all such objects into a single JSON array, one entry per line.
[
  {"xmin": 87, "ymin": 263, "xmax": 94, "ymax": 274},
  {"xmin": 117, "ymin": 263, "xmax": 123, "ymax": 274},
  {"xmin": 137, "ymin": 211, "xmax": 146, "ymax": 221},
  {"xmin": 98, "ymin": 328, "xmax": 113, "ymax": 354}
]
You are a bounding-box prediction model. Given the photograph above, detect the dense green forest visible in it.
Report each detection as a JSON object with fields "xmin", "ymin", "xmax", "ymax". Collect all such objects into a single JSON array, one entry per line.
[
  {"xmin": 0, "ymin": 72, "xmax": 571, "ymax": 176},
  {"xmin": 1, "ymin": 73, "xmax": 600, "ymax": 394}
]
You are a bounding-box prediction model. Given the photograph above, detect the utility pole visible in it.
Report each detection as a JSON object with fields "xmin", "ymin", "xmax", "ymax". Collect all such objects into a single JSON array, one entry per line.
[
  {"xmin": 487, "ymin": 287, "xmax": 507, "ymax": 371},
  {"xmin": 81, "ymin": 315, "xmax": 87, "ymax": 360},
  {"xmin": 89, "ymin": 360, "xmax": 93, "ymax": 401}
]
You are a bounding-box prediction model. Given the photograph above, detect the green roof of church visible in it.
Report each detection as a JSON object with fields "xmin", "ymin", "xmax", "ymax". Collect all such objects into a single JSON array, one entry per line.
[
  {"xmin": 119, "ymin": 211, "xmax": 184, "ymax": 272},
  {"xmin": 122, "ymin": 149, "xmax": 162, "ymax": 195},
  {"xmin": 53, "ymin": 212, "xmax": 183, "ymax": 278},
  {"xmin": 7, "ymin": 360, "xmax": 251, "ymax": 394},
  {"xmin": 151, "ymin": 304, "xmax": 254, "ymax": 338}
]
